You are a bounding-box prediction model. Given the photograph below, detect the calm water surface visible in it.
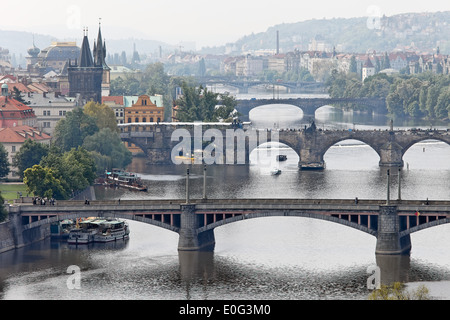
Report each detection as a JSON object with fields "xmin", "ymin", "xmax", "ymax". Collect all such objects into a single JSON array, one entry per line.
[{"xmin": 1, "ymin": 92, "xmax": 450, "ymax": 300}]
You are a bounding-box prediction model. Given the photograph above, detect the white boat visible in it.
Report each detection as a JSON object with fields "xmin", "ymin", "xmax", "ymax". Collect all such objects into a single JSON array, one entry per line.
[
  {"xmin": 94, "ymin": 219, "xmax": 130, "ymax": 243},
  {"xmin": 67, "ymin": 217, "xmax": 103, "ymax": 244},
  {"xmin": 271, "ymin": 168, "xmax": 282, "ymax": 175}
]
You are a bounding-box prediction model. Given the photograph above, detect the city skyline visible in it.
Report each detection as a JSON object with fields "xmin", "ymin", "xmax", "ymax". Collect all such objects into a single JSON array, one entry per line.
[{"xmin": 1, "ymin": 0, "xmax": 450, "ymax": 49}]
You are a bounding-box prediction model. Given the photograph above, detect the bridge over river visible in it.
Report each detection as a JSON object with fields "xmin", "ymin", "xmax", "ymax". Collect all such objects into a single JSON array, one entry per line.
[
  {"xmin": 235, "ymin": 97, "xmax": 386, "ymax": 121},
  {"xmin": 8, "ymin": 198, "xmax": 450, "ymax": 256},
  {"xmin": 119, "ymin": 122, "xmax": 450, "ymax": 170}
]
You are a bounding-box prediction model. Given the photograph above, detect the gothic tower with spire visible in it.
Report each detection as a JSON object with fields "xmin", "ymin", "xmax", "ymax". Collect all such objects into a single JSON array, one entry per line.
[
  {"xmin": 93, "ymin": 20, "xmax": 111, "ymax": 96},
  {"xmin": 68, "ymin": 24, "xmax": 108, "ymax": 104}
]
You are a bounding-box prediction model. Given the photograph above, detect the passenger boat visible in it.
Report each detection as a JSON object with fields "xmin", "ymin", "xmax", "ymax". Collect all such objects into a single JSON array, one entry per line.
[
  {"xmin": 94, "ymin": 219, "xmax": 130, "ymax": 243},
  {"xmin": 105, "ymin": 169, "xmax": 148, "ymax": 192},
  {"xmin": 67, "ymin": 217, "xmax": 101, "ymax": 244},
  {"xmin": 67, "ymin": 217, "xmax": 130, "ymax": 244},
  {"xmin": 50, "ymin": 219, "xmax": 75, "ymax": 240}
]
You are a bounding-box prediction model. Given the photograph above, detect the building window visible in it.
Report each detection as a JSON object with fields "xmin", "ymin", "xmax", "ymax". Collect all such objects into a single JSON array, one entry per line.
[
  {"xmin": 11, "ymin": 146, "xmax": 16, "ymax": 153},
  {"xmin": 127, "ymin": 118, "xmax": 132, "ymax": 123},
  {"xmin": 135, "ymin": 118, "xmax": 139, "ymax": 122},
  {"xmin": 150, "ymin": 118, "xmax": 154, "ymax": 123},
  {"xmin": 142, "ymin": 118, "xmax": 146, "ymax": 123}
]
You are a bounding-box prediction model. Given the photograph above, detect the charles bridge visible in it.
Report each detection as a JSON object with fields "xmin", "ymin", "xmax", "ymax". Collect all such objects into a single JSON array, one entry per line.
[{"xmin": 119, "ymin": 121, "xmax": 450, "ymax": 170}]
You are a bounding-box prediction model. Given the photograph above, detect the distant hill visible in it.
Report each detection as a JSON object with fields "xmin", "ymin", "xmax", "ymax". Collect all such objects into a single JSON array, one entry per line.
[
  {"xmin": 0, "ymin": 29, "xmax": 176, "ymax": 67},
  {"xmin": 201, "ymin": 11, "xmax": 450, "ymax": 55}
]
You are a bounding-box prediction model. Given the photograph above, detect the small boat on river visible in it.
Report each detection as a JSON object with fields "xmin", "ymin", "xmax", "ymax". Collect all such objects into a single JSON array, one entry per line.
[
  {"xmin": 271, "ymin": 168, "xmax": 282, "ymax": 175},
  {"xmin": 105, "ymin": 169, "xmax": 148, "ymax": 192}
]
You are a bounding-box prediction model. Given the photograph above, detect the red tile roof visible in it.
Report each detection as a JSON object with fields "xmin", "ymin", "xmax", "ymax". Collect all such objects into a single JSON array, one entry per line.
[
  {"xmin": 102, "ymin": 96, "xmax": 124, "ymax": 105},
  {"xmin": 0, "ymin": 126, "xmax": 50, "ymax": 143},
  {"xmin": 0, "ymin": 96, "xmax": 35, "ymax": 113},
  {"xmin": 4, "ymin": 83, "xmax": 33, "ymax": 93}
]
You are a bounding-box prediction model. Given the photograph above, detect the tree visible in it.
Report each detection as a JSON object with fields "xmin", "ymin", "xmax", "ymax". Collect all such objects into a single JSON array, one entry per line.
[
  {"xmin": 53, "ymin": 107, "xmax": 99, "ymax": 152},
  {"xmin": 0, "ymin": 143, "xmax": 10, "ymax": 179},
  {"xmin": 349, "ymin": 56, "xmax": 357, "ymax": 74},
  {"xmin": 83, "ymin": 101, "xmax": 118, "ymax": 132},
  {"xmin": 175, "ymin": 83, "xmax": 237, "ymax": 122},
  {"xmin": 12, "ymin": 139, "xmax": 49, "ymax": 179},
  {"xmin": 12, "ymin": 87, "xmax": 29, "ymax": 105},
  {"xmin": 369, "ymin": 282, "xmax": 430, "ymax": 300},
  {"xmin": 38, "ymin": 147, "xmax": 97, "ymax": 199},
  {"xmin": 0, "ymin": 192, "xmax": 7, "ymax": 222},
  {"xmin": 23, "ymin": 165, "xmax": 67, "ymax": 199},
  {"xmin": 82, "ymin": 128, "xmax": 132, "ymax": 173},
  {"xmin": 61, "ymin": 147, "xmax": 97, "ymax": 192}
]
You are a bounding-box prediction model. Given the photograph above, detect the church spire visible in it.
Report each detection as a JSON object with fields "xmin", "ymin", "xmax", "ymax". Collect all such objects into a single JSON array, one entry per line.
[
  {"xmin": 79, "ymin": 27, "xmax": 94, "ymax": 67},
  {"xmin": 94, "ymin": 18, "xmax": 108, "ymax": 68}
]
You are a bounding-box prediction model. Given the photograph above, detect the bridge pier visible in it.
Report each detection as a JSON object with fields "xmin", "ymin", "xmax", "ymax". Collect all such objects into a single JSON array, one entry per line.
[
  {"xmin": 375, "ymin": 206, "xmax": 411, "ymax": 255},
  {"xmin": 178, "ymin": 204, "xmax": 215, "ymax": 251},
  {"xmin": 379, "ymin": 141, "xmax": 404, "ymax": 168}
]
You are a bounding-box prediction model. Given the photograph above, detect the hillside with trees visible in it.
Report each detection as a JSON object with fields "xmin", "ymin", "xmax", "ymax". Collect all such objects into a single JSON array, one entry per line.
[
  {"xmin": 202, "ymin": 11, "xmax": 450, "ymax": 55},
  {"xmin": 327, "ymin": 71, "xmax": 450, "ymax": 120}
]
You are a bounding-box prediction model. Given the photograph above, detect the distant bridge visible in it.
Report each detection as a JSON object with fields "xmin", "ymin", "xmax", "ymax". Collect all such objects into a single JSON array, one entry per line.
[
  {"xmin": 197, "ymin": 77, "xmax": 325, "ymax": 93},
  {"xmin": 8, "ymin": 198, "xmax": 450, "ymax": 255},
  {"xmin": 235, "ymin": 97, "xmax": 387, "ymax": 120}
]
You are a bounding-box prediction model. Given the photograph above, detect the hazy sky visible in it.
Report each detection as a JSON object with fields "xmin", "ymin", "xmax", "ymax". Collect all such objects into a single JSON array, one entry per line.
[{"xmin": 2, "ymin": 0, "xmax": 450, "ymax": 49}]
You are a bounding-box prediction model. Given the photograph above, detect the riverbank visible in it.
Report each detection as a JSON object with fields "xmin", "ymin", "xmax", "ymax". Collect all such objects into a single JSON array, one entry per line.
[
  {"xmin": 0, "ymin": 185, "xmax": 96, "ymax": 254},
  {"xmin": 0, "ymin": 183, "xmax": 29, "ymax": 204}
]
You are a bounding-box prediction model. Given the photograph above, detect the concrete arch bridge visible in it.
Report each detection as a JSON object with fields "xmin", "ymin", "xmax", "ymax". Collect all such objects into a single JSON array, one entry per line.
[{"xmin": 8, "ymin": 198, "xmax": 450, "ymax": 256}]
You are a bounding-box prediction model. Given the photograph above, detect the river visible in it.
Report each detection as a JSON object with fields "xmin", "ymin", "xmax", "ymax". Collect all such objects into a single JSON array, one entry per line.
[{"xmin": 1, "ymin": 88, "xmax": 450, "ymax": 301}]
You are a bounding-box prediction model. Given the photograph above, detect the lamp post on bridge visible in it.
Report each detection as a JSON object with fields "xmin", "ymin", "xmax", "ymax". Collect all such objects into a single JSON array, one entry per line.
[
  {"xmin": 203, "ymin": 165, "xmax": 207, "ymax": 200},
  {"xmin": 185, "ymin": 168, "xmax": 190, "ymax": 204},
  {"xmin": 386, "ymin": 169, "xmax": 390, "ymax": 205}
]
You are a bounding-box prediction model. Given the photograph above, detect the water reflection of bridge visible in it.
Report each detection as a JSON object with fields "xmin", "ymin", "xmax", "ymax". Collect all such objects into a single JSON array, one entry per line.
[{"xmin": 9, "ymin": 198, "xmax": 450, "ymax": 256}]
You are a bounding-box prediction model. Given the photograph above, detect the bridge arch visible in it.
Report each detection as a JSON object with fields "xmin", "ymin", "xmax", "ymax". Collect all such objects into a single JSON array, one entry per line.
[
  {"xmin": 248, "ymin": 104, "xmax": 304, "ymax": 126},
  {"xmin": 197, "ymin": 211, "xmax": 377, "ymax": 237},
  {"xmin": 23, "ymin": 212, "xmax": 180, "ymax": 235},
  {"xmin": 318, "ymin": 138, "xmax": 381, "ymax": 169},
  {"xmin": 402, "ymin": 137, "xmax": 450, "ymax": 158}
]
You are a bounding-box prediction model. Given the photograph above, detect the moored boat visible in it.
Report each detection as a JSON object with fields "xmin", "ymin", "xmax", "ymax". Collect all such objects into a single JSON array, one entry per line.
[
  {"xmin": 94, "ymin": 219, "xmax": 130, "ymax": 243},
  {"xmin": 51, "ymin": 219, "xmax": 75, "ymax": 240},
  {"xmin": 67, "ymin": 217, "xmax": 102, "ymax": 244},
  {"xmin": 105, "ymin": 169, "xmax": 148, "ymax": 192}
]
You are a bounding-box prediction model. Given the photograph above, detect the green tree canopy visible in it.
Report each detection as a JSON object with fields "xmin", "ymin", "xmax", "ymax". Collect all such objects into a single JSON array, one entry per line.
[
  {"xmin": 82, "ymin": 128, "xmax": 132, "ymax": 173},
  {"xmin": 0, "ymin": 192, "xmax": 7, "ymax": 222},
  {"xmin": 23, "ymin": 165, "xmax": 67, "ymax": 199},
  {"xmin": 54, "ymin": 107, "xmax": 99, "ymax": 152},
  {"xmin": 83, "ymin": 101, "xmax": 118, "ymax": 132},
  {"xmin": 175, "ymin": 83, "xmax": 237, "ymax": 122},
  {"xmin": 12, "ymin": 139, "xmax": 49, "ymax": 179},
  {"xmin": 0, "ymin": 143, "xmax": 10, "ymax": 180}
]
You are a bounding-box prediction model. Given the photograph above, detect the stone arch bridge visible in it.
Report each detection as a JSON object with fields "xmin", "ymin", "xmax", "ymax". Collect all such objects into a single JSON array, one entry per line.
[
  {"xmin": 235, "ymin": 97, "xmax": 386, "ymax": 121},
  {"xmin": 7, "ymin": 198, "xmax": 450, "ymax": 256},
  {"xmin": 119, "ymin": 123, "xmax": 450, "ymax": 170}
]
